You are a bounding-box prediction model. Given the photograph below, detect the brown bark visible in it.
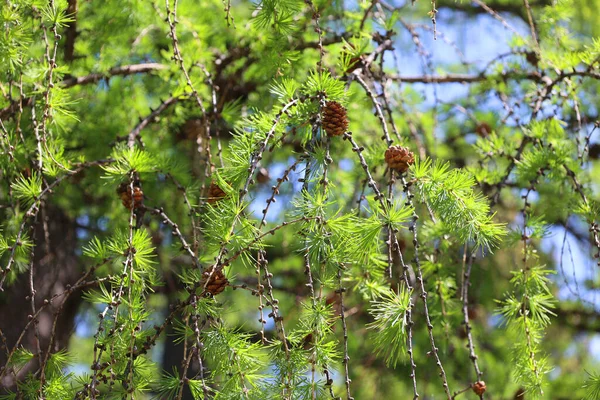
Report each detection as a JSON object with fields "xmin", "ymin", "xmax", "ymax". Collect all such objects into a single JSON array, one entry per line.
[{"xmin": 64, "ymin": 0, "xmax": 78, "ymax": 63}]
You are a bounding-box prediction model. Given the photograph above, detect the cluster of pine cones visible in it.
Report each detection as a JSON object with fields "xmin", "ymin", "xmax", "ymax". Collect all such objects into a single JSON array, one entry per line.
[{"xmin": 322, "ymin": 101, "xmax": 415, "ymax": 173}]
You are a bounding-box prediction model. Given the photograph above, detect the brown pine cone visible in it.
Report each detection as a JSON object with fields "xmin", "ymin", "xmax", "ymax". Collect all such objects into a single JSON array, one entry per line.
[
  {"xmin": 525, "ymin": 51, "xmax": 539, "ymax": 67},
  {"xmin": 116, "ymin": 183, "xmax": 144, "ymax": 210},
  {"xmin": 323, "ymin": 101, "xmax": 348, "ymax": 137},
  {"xmin": 472, "ymin": 381, "xmax": 486, "ymax": 396},
  {"xmin": 200, "ymin": 269, "xmax": 229, "ymax": 296},
  {"xmin": 256, "ymin": 167, "xmax": 270, "ymax": 184},
  {"xmin": 475, "ymin": 122, "xmax": 492, "ymax": 137},
  {"xmin": 384, "ymin": 146, "xmax": 415, "ymax": 173},
  {"xmin": 180, "ymin": 118, "xmax": 204, "ymax": 141},
  {"xmin": 207, "ymin": 182, "xmax": 227, "ymax": 204}
]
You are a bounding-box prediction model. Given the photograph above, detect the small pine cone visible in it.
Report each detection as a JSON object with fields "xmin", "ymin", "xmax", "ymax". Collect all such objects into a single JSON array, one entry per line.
[
  {"xmin": 207, "ymin": 182, "xmax": 227, "ymax": 204},
  {"xmin": 475, "ymin": 122, "xmax": 492, "ymax": 137},
  {"xmin": 117, "ymin": 183, "xmax": 143, "ymax": 210},
  {"xmin": 256, "ymin": 167, "xmax": 270, "ymax": 184},
  {"xmin": 181, "ymin": 118, "xmax": 204, "ymax": 141},
  {"xmin": 525, "ymin": 51, "xmax": 539, "ymax": 67},
  {"xmin": 323, "ymin": 101, "xmax": 348, "ymax": 137},
  {"xmin": 472, "ymin": 381, "xmax": 486, "ymax": 396},
  {"xmin": 200, "ymin": 269, "xmax": 229, "ymax": 296},
  {"xmin": 384, "ymin": 146, "xmax": 415, "ymax": 173}
]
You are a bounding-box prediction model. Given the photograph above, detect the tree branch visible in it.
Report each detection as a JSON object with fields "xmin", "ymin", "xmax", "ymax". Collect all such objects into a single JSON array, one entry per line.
[
  {"xmin": 0, "ymin": 63, "xmax": 167, "ymax": 120},
  {"xmin": 61, "ymin": 63, "xmax": 167, "ymax": 88}
]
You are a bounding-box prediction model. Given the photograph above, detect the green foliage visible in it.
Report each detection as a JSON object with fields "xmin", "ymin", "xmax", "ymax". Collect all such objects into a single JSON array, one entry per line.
[
  {"xmin": 101, "ymin": 146, "xmax": 156, "ymax": 181},
  {"xmin": 584, "ymin": 370, "xmax": 600, "ymax": 400},
  {"xmin": 412, "ymin": 159, "xmax": 506, "ymax": 249},
  {"xmin": 367, "ymin": 286, "xmax": 412, "ymax": 368},
  {"xmin": 11, "ymin": 174, "xmax": 42, "ymax": 209}
]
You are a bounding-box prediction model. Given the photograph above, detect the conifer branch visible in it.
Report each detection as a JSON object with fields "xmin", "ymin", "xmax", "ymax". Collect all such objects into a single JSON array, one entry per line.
[
  {"xmin": 377, "ymin": 62, "xmax": 403, "ymax": 144},
  {"xmin": 26, "ymin": 221, "xmax": 44, "ymax": 394},
  {"xmin": 402, "ymin": 175, "xmax": 452, "ymax": 399},
  {"xmin": 460, "ymin": 246, "xmax": 484, "ymax": 397},
  {"xmin": 247, "ymin": 157, "xmax": 304, "ymax": 349},
  {"xmin": 38, "ymin": 0, "xmax": 64, "ymax": 174},
  {"xmin": 202, "ymin": 98, "xmax": 302, "ymax": 299},
  {"xmin": 564, "ymin": 166, "xmax": 600, "ymax": 264},
  {"xmin": 164, "ymin": 0, "xmax": 213, "ymax": 172},
  {"xmin": 164, "ymin": 173, "xmax": 200, "ymax": 254},
  {"xmin": 337, "ymin": 267, "xmax": 353, "ymax": 400},
  {"xmin": 343, "ymin": 132, "xmax": 420, "ymax": 398},
  {"xmin": 352, "ymin": 74, "xmax": 392, "ymax": 146},
  {"xmin": 195, "ymin": 63, "xmax": 225, "ymax": 168},
  {"xmin": 146, "ymin": 206, "xmax": 201, "ymax": 270}
]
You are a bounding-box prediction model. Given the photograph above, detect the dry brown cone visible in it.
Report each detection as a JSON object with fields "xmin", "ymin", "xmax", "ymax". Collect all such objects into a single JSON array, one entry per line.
[
  {"xmin": 207, "ymin": 181, "xmax": 227, "ymax": 204},
  {"xmin": 256, "ymin": 167, "xmax": 270, "ymax": 184},
  {"xmin": 116, "ymin": 183, "xmax": 144, "ymax": 210},
  {"xmin": 472, "ymin": 381, "xmax": 487, "ymax": 396},
  {"xmin": 180, "ymin": 118, "xmax": 204, "ymax": 141},
  {"xmin": 384, "ymin": 145, "xmax": 415, "ymax": 173},
  {"xmin": 475, "ymin": 121, "xmax": 492, "ymax": 137},
  {"xmin": 200, "ymin": 268, "xmax": 229, "ymax": 296},
  {"xmin": 323, "ymin": 101, "xmax": 348, "ymax": 137}
]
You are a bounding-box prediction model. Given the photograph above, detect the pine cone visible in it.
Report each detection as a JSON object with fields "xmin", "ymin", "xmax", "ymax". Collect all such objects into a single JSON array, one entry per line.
[
  {"xmin": 475, "ymin": 122, "xmax": 492, "ymax": 137},
  {"xmin": 525, "ymin": 51, "xmax": 539, "ymax": 67},
  {"xmin": 207, "ymin": 182, "xmax": 227, "ymax": 204},
  {"xmin": 384, "ymin": 146, "xmax": 415, "ymax": 173},
  {"xmin": 117, "ymin": 183, "xmax": 143, "ymax": 210},
  {"xmin": 180, "ymin": 118, "xmax": 204, "ymax": 141},
  {"xmin": 323, "ymin": 101, "xmax": 348, "ymax": 137},
  {"xmin": 200, "ymin": 269, "xmax": 229, "ymax": 296},
  {"xmin": 472, "ymin": 381, "xmax": 486, "ymax": 396},
  {"xmin": 256, "ymin": 167, "xmax": 270, "ymax": 184}
]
